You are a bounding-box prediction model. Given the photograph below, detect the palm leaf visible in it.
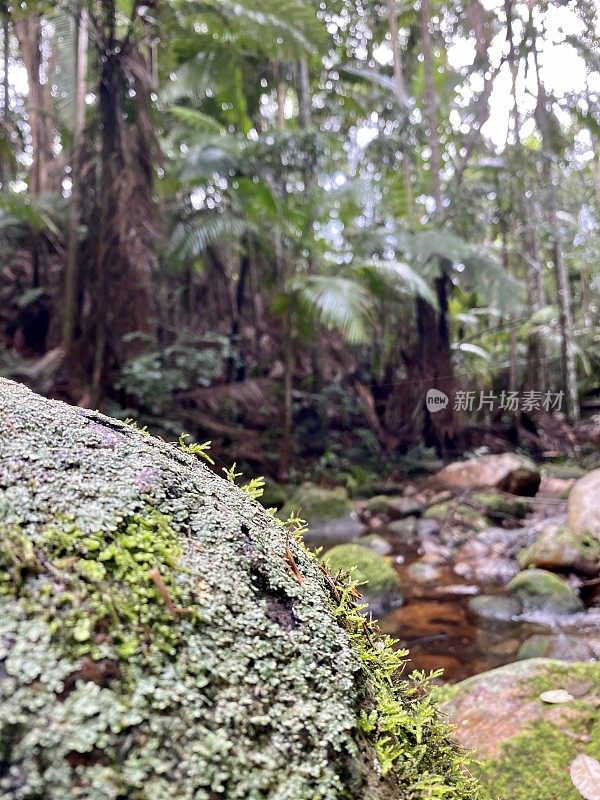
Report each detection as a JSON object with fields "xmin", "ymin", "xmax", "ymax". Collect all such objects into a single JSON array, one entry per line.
[{"xmin": 290, "ymin": 274, "xmax": 373, "ymax": 343}]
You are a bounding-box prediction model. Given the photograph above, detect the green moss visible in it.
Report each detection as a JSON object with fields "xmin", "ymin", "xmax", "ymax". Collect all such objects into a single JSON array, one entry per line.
[
  {"xmin": 424, "ymin": 501, "xmax": 487, "ymax": 530},
  {"xmin": 329, "ymin": 565, "xmax": 481, "ymax": 799},
  {"xmin": 506, "ymin": 568, "xmax": 584, "ymax": 613},
  {"xmin": 471, "ymin": 492, "xmax": 529, "ymax": 519},
  {"xmin": 278, "ymin": 482, "xmax": 353, "ymax": 522},
  {"xmin": 323, "ymin": 544, "xmax": 400, "ymax": 594}
]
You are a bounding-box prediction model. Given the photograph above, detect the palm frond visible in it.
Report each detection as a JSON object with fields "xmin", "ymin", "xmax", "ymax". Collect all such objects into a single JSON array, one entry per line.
[
  {"xmin": 353, "ymin": 259, "xmax": 437, "ymax": 307},
  {"xmin": 290, "ymin": 275, "xmax": 373, "ymax": 343}
]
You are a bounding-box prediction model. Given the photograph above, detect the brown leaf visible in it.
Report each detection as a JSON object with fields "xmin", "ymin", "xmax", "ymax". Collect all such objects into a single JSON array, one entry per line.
[{"xmin": 570, "ymin": 754, "xmax": 600, "ymax": 800}]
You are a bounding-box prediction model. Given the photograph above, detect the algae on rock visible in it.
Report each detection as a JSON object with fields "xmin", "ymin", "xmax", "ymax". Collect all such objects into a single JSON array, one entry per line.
[{"xmin": 0, "ymin": 379, "xmax": 476, "ymax": 800}]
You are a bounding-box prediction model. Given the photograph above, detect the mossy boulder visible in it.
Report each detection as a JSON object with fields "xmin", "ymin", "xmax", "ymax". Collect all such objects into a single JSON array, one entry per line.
[
  {"xmin": 506, "ymin": 569, "xmax": 584, "ymax": 614},
  {"xmin": 323, "ymin": 544, "xmax": 400, "ymax": 594},
  {"xmin": 0, "ymin": 380, "xmax": 476, "ymax": 800},
  {"xmin": 424, "ymin": 501, "xmax": 488, "ymax": 531},
  {"xmin": 516, "ymin": 634, "xmax": 599, "ymax": 662},
  {"xmin": 517, "ymin": 525, "xmax": 600, "ymax": 576},
  {"xmin": 441, "ymin": 659, "xmax": 600, "ymax": 799},
  {"xmin": 278, "ymin": 482, "xmax": 353, "ymax": 523},
  {"xmin": 471, "ymin": 492, "xmax": 530, "ymax": 521},
  {"xmin": 468, "ymin": 594, "xmax": 522, "ymax": 623},
  {"xmin": 361, "ymin": 495, "xmax": 424, "ymax": 523}
]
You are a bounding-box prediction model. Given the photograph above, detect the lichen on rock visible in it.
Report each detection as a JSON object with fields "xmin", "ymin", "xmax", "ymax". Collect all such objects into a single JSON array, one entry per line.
[{"xmin": 0, "ymin": 379, "xmax": 477, "ymax": 800}]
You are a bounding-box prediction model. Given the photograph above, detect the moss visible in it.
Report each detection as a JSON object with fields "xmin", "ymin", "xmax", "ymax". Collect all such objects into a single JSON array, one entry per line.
[
  {"xmin": 323, "ymin": 544, "xmax": 400, "ymax": 594},
  {"xmin": 506, "ymin": 568, "xmax": 584, "ymax": 613},
  {"xmin": 424, "ymin": 501, "xmax": 487, "ymax": 531},
  {"xmin": 476, "ymin": 666, "xmax": 600, "ymax": 800},
  {"xmin": 471, "ymin": 492, "xmax": 529, "ymax": 519},
  {"xmin": 0, "ymin": 379, "xmax": 476, "ymax": 800},
  {"xmin": 278, "ymin": 482, "xmax": 353, "ymax": 523},
  {"xmin": 517, "ymin": 526, "xmax": 600, "ymax": 575}
]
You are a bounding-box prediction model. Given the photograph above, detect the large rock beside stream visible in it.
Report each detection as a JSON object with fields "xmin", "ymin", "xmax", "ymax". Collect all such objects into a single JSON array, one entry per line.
[
  {"xmin": 441, "ymin": 659, "xmax": 600, "ymax": 799},
  {"xmin": 0, "ymin": 380, "xmax": 474, "ymax": 800},
  {"xmin": 436, "ymin": 453, "xmax": 541, "ymax": 496},
  {"xmin": 567, "ymin": 468, "xmax": 600, "ymax": 539}
]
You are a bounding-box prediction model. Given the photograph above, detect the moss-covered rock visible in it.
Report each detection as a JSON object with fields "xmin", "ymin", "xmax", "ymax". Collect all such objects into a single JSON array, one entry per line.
[
  {"xmin": 0, "ymin": 380, "xmax": 476, "ymax": 800},
  {"xmin": 468, "ymin": 594, "xmax": 522, "ymax": 622},
  {"xmin": 517, "ymin": 525, "xmax": 600, "ymax": 576},
  {"xmin": 471, "ymin": 491, "xmax": 530, "ymax": 521},
  {"xmin": 278, "ymin": 481, "xmax": 353, "ymax": 523},
  {"xmin": 506, "ymin": 569, "xmax": 584, "ymax": 614},
  {"xmin": 424, "ymin": 501, "xmax": 488, "ymax": 531},
  {"xmin": 441, "ymin": 659, "xmax": 600, "ymax": 800},
  {"xmin": 323, "ymin": 544, "xmax": 400, "ymax": 594},
  {"xmin": 516, "ymin": 634, "xmax": 598, "ymax": 662}
]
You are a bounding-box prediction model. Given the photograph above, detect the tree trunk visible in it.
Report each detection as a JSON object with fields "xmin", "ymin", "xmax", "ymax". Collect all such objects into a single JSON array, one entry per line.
[
  {"xmin": 419, "ymin": 0, "xmax": 442, "ymax": 216},
  {"xmin": 1, "ymin": 10, "xmax": 10, "ymax": 188},
  {"xmin": 387, "ymin": 0, "xmax": 414, "ymax": 225},
  {"xmin": 61, "ymin": 7, "xmax": 88, "ymax": 354}
]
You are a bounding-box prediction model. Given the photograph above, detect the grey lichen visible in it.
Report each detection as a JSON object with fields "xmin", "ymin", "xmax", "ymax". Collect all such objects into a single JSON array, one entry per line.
[{"xmin": 0, "ymin": 379, "xmax": 475, "ymax": 799}]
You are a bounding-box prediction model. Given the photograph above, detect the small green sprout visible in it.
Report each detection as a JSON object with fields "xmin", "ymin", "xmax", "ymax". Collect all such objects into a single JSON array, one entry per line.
[{"xmin": 178, "ymin": 433, "xmax": 215, "ymax": 465}]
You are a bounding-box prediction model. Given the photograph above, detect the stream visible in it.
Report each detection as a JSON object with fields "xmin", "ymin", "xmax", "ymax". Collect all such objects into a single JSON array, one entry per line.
[{"xmin": 306, "ymin": 488, "xmax": 600, "ymax": 683}]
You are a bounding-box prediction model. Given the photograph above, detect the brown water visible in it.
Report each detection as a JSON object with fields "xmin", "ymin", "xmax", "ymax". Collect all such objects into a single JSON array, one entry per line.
[{"xmin": 377, "ymin": 543, "xmax": 545, "ymax": 683}]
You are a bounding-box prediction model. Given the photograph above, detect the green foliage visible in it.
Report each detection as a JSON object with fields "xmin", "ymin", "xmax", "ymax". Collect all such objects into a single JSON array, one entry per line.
[
  {"xmin": 178, "ymin": 433, "xmax": 215, "ymax": 464},
  {"xmin": 329, "ymin": 564, "xmax": 481, "ymax": 797}
]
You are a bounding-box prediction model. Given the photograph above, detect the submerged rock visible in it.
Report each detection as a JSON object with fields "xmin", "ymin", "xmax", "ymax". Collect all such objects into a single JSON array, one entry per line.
[
  {"xmin": 506, "ymin": 569, "xmax": 584, "ymax": 614},
  {"xmin": 567, "ymin": 468, "xmax": 600, "ymax": 539},
  {"xmin": 436, "ymin": 453, "xmax": 541, "ymax": 496},
  {"xmin": 468, "ymin": 595, "xmax": 522, "ymax": 623},
  {"xmin": 517, "ymin": 524, "xmax": 600, "ymax": 576},
  {"xmin": 441, "ymin": 659, "xmax": 600, "ymax": 800},
  {"xmin": 323, "ymin": 543, "xmax": 400, "ymax": 594},
  {"xmin": 0, "ymin": 380, "xmax": 475, "ymax": 800},
  {"xmin": 516, "ymin": 634, "xmax": 600, "ymax": 662}
]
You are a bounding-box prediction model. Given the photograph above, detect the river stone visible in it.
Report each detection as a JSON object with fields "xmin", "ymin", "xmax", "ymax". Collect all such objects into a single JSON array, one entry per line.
[
  {"xmin": 506, "ymin": 569, "xmax": 584, "ymax": 614},
  {"xmin": 516, "ymin": 634, "xmax": 597, "ymax": 662},
  {"xmin": 362, "ymin": 495, "xmax": 424, "ymax": 523},
  {"xmin": 517, "ymin": 524, "xmax": 600, "ymax": 576},
  {"xmin": 567, "ymin": 469, "xmax": 600, "ymax": 539},
  {"xmin": 407, "ymin": 561, "xmax": 441, "ymax": 583},
  {"xmin": 468, "ymin": 595, "xmax": 522, "ymax": 622},
  {"xmin": 435, "ymin": 454, "xmax": 541, "ymax": 496},
  {"xmin": 441, "ymin": 659, "xmax": 600, "ymax": 800},
  {"xmin": 0, "ymin": 379, "xmax": 474, "ymax": 800}
]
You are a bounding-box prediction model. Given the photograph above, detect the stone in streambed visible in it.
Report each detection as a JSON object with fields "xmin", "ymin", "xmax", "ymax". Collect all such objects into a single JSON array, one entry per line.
[
  {"xmin": 468, "ymin": 595, "xmax": 522, "ymax": 622},
  {"xmin": 567, "ymin": 468, "xmax": 600, "ymax": 539},
  {"xmin": 517, "ymin": 524, "xmax": 600, "ymax": 576},
  {"xmin": 436, "ymin": 453, "xmax": 541, "ymax": 496},
  {"xmin": 516, "ymin": 634, "xmax": 597, "ymax": 662},
  {"xmin": 506, "ymin": 569, "xmax": 584, "ymax": 614},
  {"xmin": 361, "ymin": 495, "xmax": 424, "ymax": 524}
]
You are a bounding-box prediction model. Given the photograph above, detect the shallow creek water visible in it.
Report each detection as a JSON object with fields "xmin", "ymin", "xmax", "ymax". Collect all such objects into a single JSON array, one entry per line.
[{"xmin": 306, "ymin": 494, "xmax": 600, "ymax": 683}]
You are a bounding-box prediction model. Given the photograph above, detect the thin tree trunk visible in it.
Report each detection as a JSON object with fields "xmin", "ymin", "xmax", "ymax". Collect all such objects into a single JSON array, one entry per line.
[
  {"xmin": 531, "ymin": 19, "xmax": 579, "ymax": 420},
  {"xmin": 420, "ymin": 0, "xmax": 442, "ymax": 217},
  {"xmin": 1, "ymin": 11, "xmax": 10, "ymax": 189},
  {"xmin": 387, "ymin": 0, "xmax": 414, "ymax": 225},
  {"xmin": 61, "ymin": 8, "xmax": 88, "ymax": 354},
  {"xmin": 279, "ymin": 310, "xmax": 294, "ymax": 481}
]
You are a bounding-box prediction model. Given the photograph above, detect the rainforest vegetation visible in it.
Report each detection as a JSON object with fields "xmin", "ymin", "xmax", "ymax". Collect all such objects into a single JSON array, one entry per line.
[{"xmin": 0, "ymin": 0, "xmax": 598, "ymax": 482}]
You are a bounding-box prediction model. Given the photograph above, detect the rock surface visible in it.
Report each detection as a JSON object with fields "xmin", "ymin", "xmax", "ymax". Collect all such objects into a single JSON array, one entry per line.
[
  {"xmin": 435, "ymin": 453, "xmax": 541, "ymax": 496},
  {"xmin": 506, "ymin": 569, "xmax": 584, "ymax": 614},
  {"xmin": 441, "ymin": 659, "xmax": 600, "ymax": 799},
  {"xmin": 0, "ymin": 380, "xmax": 474, "ymax": 800},
  {"xmin": 517, "ymin": 524, "xmax": 600, "ymax": 576},
  {"xmin": 567, "ymin": 468, "xmax": 600, "ymax": 539}
]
